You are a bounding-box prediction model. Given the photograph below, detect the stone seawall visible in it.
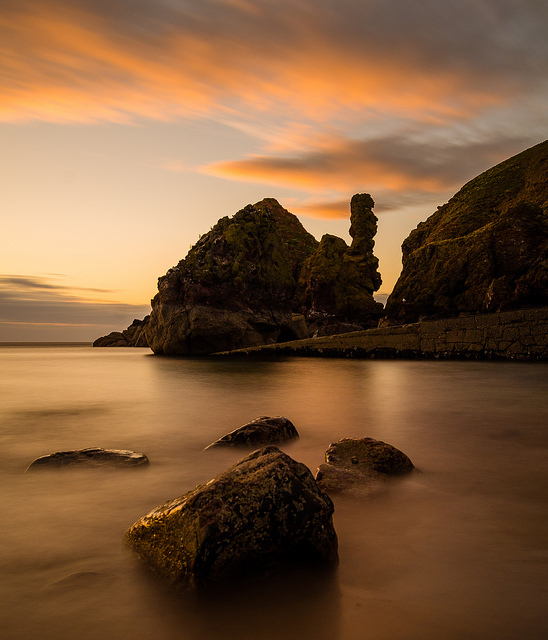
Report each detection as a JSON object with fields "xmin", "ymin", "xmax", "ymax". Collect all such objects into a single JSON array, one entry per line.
[{"xmin": 217, "ymin": 307, "xmax": 548, "ymax": 360}]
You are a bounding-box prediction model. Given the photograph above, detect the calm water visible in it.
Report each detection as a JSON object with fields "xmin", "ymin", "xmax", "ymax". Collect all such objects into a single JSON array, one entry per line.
[{"xmin": 0, "ymin": 345, "xmax": 547, "ymax": 640}]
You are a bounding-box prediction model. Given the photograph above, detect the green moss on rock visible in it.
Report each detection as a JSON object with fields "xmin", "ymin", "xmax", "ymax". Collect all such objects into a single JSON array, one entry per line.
[{"xmin": 387, "ymin": 140, "xmax": 548, "ymax": 322}]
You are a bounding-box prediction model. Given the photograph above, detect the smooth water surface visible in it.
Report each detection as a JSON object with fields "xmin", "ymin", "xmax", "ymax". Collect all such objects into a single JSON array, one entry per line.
[{"xmin": 1, "ymin": 345, "xmax": 547, "ymax": 639}]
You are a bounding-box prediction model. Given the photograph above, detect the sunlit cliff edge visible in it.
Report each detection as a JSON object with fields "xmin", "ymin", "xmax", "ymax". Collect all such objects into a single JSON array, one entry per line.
[{"xmin": 94, "ymin": 140, "xmax": 548, "ymax": 360}]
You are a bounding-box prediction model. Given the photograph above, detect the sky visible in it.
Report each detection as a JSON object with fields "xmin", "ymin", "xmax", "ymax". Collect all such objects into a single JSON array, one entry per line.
[{"xmin": 1, "ymin": 0, "xmax": 547, "ymax": 341}]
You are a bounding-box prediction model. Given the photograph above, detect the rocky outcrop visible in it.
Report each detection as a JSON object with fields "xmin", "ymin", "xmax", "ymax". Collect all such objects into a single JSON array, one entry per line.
[
  {"xmin": 93, "ymin": 316, "xmax": 150, "ymax": 347},
  {"xmin": 296, "ymin": 194, "xmax": 383, "ymax": 335},
  {"xmin": 386, "ymin": 141, "xmax": 548, "ymax": 323},
  {"xmin": 144, "ymin": 199, "xmax": 318, "ymax": 355},
  {"xmin": 315, "ymin": 438, "xmax": 414, "ymax": 494},
  {"xmin": 143, "ymin": 196, "xmax": 382, "ymax": 355},
  {"xmin": 125, "ymin": 446, "xmax": 338, "ymax": 590},
  {"xmin": 205, "ymin": 416, "xmax": 299, "ymax": 449},
  {"xmin": 26, "ymin": 447, "xmax": 150, "ymax": 470}
]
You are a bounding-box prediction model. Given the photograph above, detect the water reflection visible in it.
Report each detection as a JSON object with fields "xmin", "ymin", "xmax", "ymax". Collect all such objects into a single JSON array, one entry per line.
[{"xmin": 0, "ymin": 347, "xmax": 547, "ymax": 640}]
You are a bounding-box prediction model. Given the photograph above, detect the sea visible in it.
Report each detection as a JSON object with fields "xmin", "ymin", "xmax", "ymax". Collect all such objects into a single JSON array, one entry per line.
[{"xmin": 0, "ymin": 344, "xmax": 547, "ymax": 640}]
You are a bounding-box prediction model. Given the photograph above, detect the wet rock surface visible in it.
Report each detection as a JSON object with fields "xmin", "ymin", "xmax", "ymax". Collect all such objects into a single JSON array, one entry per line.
[
  {"xmin": 126, "ymin": 446, "xmax": 338, "ymax": 590},
  {"xmin": 26, "ymin": 447, "xmax": 150, "ymax": 470},
  {"xmin": 205, "ymin": 416, "xmax": 299, "ymax": 449},
  {"xmin": 315, "ymin": 438, "xmax": 414, "ymax": 493}
]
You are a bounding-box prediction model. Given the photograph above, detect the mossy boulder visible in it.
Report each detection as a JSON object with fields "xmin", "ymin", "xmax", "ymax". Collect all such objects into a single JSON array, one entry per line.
[
  {"xmin": 386, "ymin": 141, "xmax": 548, "ymax": 322},
  {"xmin": 126, "ymin": 446, "xmax": 338, "ymax": 590},
  {"xmin": 205, "ymin": 416, "xmax": 299, "ymax": 449},
  {"xmin": 315, "ymin": 438, "xmax": 414, "ymax": 494}
]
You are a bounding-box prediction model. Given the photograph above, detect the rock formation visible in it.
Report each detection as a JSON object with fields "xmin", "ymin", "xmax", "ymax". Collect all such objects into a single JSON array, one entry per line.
[
  {"xmin": 92, "ymin": 316, "xmax": 150, "ymax": 347},
  {"xmin": 125, "ymin": 446, "xmax": 338, "ymax": 590},
  {"xmin": 315, "ymin": 437, "xmax": 414, "ymax": 494},
  {"xmin": 26, "ymin": 447, "xmax": 150, "ymax": 470},
  {"xmin": 144, "ymin": 198, "xmax": 318, "ymax": 355},
  {"xmin": 296, "ymin": 194, "xmax": 383, "ymax": 335},
  {"xmin": 123, "ymin": 195, "xmax": 382, "ymax": 355},
  {"xmin": 386, "ymin": 140, "xmax": 548, "ymax": 323},
  {"xmin": 205, "ymin": 415, "xmax": 299, "ymax": 449}
]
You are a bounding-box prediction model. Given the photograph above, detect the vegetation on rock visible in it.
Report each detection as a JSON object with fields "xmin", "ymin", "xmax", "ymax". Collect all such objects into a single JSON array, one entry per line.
[
  {"xmin": 144, "ymin": 196, "xmax": 382, "ymax": 354},
  {"xmin": 386, "ymin": 140, "xmax": 548, "ymax": 322}
]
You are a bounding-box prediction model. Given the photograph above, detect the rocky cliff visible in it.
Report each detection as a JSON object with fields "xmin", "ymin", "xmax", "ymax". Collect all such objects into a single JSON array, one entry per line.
[
  {"xmin": 142, "ymin": 196, "xmax": 382, "ymax": 355},
  {"xmin": 385, "ymin": 140, "xmax": 548, "ymax": 322},
  {"xmin": 296, "ymin": 194, "xmax": 383, "ymax": 334}
]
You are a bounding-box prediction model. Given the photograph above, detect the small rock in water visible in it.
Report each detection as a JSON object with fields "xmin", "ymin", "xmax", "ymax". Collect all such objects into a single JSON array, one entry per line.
[
  {"xmin": 205, "ymin": 415, "xmax": 299, "ymax": 449},
  {"xmin": 316, "ymin": 437, "xmax": 414, "ymax": 494},
  {"xmin": 26, "ymin": 447, "xmax": 149, "ymax": 471},
  {"xmin": 126, "ymin": 446, "xmax": 338, "ymax": 591}
]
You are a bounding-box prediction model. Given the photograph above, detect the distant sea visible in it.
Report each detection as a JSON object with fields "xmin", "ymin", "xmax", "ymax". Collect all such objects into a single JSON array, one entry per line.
[{"xmin": 1, "ymin": 344, "xmax": 547, "ymax": 640}]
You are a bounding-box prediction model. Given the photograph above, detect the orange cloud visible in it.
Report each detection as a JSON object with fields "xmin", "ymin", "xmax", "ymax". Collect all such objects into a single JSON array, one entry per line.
[
  {"xmin": 0, "ymin": 0, "xmax": 536, "ymax": 124},
  {"xmin": 203, "ymin": 133, "xmax": 533, "ymax": 204}
]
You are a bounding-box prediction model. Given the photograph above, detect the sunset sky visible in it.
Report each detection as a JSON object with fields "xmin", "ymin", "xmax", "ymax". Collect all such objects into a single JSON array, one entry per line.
[{"xmin": 1, "ymin": 0, "xmax": 547, "ymax": 341}]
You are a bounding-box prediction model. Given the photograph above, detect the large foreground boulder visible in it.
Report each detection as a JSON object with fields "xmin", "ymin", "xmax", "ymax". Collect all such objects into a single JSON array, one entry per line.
[
  {"xmin": 26, "ymin": 447, "xmax": 150, "ymax": 470},
  {"xmin": 205, "ymin": 416, "xmax": 299, "ymax": 449},
  {"xmin": 315, "ymin": 438, "xmax": 414, "ymax": 494},
  {"xmin": 126, "ymin": 446, "xmax": 338, "ymax": 590},
  {"xmin": 386, "ymin": 140, "xmax": 548, "ymax": 323}
]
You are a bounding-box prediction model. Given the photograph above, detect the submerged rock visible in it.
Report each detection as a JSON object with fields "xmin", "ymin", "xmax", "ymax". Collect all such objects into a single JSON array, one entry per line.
[
  {"xmin": 205, "ymin": 416, "xmax": 299, "ymax": 449},
  {"xmin": 26, "ymin": 447, "xmax": 150, "ymax": 470},
  {"xmin": 126, "ymin": 446, "xmax": 338, "ymax": 590},
  {"xmin": 315, "ymin": 438, "xmax": 414, "ymax": 494},
  {"xmin": 386, "ymin": 140, "xmax": 548, "ymax": 322}
]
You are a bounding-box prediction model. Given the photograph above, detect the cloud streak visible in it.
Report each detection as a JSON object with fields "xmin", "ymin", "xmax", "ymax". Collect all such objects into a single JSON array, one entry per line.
[
  {"xmin": 204, "ymin": 133, "xmax": 535, "ymax": 215},
  {"xmin": 0, "ymin": 275, "xmax": 150, "ymax": 340},
  {"xmin": 1, "ymin": 0, "xmax": 547, "ymax": 124}
]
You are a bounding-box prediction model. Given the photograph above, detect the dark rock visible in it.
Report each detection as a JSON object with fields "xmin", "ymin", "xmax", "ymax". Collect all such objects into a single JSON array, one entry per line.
[
  {"xmin": 315, "ymin": 438, "xmax": 414, "ymax": 493},
  {"xmin": 145, "ymin": 199, "xmax": 319, "ymax": 355},
  {"xmin": 99, "ymin": 195, "xmax": 383, "ymax": 355},
  {"xmin": 205, "ymin": 416, "xmax": 299, "ymax": 449},
  {"xmin": 386, "ymin": 140, "xmax": 548, "ymax": 323},
  {"xmin": 26, "ymin": 447, "xmax": 150, "ymax": 470},
  {"xmin": 296, "ymin": 194, "xmax": 383, "ymax": 327},
  {"xmin": 126, "ymin": 446, "xmax": 338, "ymax": 590},
  {"xmin": 93, "ymin": 316, "xmax": 150, "ymax": 347}
]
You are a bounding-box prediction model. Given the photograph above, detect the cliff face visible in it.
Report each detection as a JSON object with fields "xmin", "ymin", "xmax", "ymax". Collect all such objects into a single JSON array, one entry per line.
[
  {"xmin": 386, "ymin": 140, "xmax": 548, "ymax": 322},
  {"xmin": 144, "ymin": 196, "xmax": 382, "ymax": 355}
]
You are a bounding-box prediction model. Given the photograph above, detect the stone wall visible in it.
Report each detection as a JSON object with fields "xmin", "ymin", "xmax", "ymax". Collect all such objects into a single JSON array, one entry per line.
[{"xmin": 218, "ymin": 306, "xmax": 548, "ymax": 361}]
